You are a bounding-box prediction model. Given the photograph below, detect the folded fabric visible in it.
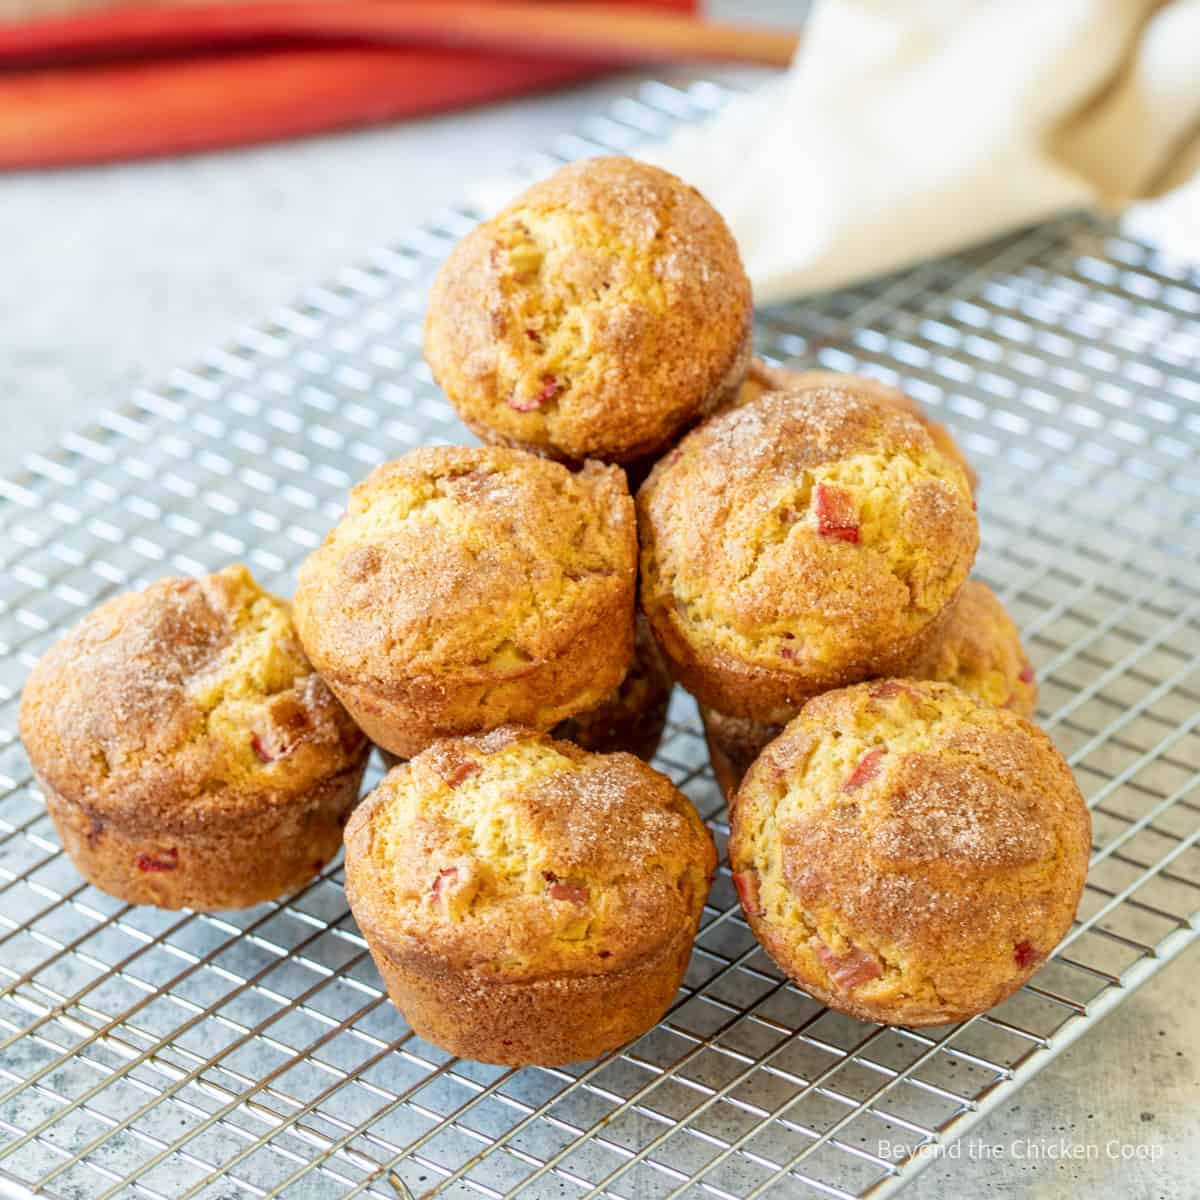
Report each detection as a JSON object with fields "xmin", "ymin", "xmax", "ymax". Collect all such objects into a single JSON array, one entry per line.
[{"xmin": 644, "ymin": 0, "xmax": 1200, "ymax": 303}]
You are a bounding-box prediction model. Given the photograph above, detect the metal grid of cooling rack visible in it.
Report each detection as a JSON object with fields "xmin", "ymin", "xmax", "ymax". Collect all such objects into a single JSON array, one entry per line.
[{"xmin": 1, "ymin": 79, "xmax": 1198, "ymax": 1200}]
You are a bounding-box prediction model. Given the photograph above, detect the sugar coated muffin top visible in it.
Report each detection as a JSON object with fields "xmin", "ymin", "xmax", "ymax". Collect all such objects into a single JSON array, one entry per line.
[
  {"xmin": 911, "ymin": 580, "xmax": 1036, "ymax": 717},
  {"xmin": 19, "ymin": 565, "xmax": 365, "ymax": 829},
  {"xmin": 424, "ymin": 157, "xmax": 752, "ymax": 462},
  {"xmin": 730, "ymin": 680, "xmax": 1089, "ymax": 1024},
  {"xmin": 345, "ymin": 727, "xmax": 716, "ymax": 982},
  {"xmin": 295, "ymin": 446, "xmax": 635, "ymax": 690},
  {"xmin": 750, "ymin": 366, "xmax": 978, "ymax": 491},
  {"xmin": 639, "ymin": 385, "xmax": 978, "ymax": 711}
]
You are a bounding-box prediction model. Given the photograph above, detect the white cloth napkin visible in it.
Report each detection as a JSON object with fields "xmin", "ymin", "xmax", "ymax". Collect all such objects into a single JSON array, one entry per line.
[{"xmin": 644, "ymin": 0, "xmax": 1200, "ymax": 303}]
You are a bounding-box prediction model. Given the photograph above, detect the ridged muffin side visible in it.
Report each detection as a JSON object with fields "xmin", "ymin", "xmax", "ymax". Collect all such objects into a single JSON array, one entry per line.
[
  {"xmin": 344, "ymin": 726, "xmax": 716, "ymax": 1065},
  {"xmin": 552, "ymin": 615, "xmax": 673, "ymax": 760}
]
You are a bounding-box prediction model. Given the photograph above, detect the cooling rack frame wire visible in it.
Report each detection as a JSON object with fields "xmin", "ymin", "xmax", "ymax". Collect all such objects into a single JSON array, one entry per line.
[{"xmin": 1, "ymin": 79, "xmax": 1198, "ymax": 1200}]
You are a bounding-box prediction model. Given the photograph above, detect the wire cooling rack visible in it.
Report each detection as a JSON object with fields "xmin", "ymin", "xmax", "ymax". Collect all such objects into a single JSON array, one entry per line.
[{"xmin": 1, "ymin": 80, "xmax": 1199, "ymax": 1200}]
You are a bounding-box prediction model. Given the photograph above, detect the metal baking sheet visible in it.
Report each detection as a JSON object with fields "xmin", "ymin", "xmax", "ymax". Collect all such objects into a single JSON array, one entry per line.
[{"xmin": 0, "ymin": 80, "xmax": 1197, "ymax": 1199}]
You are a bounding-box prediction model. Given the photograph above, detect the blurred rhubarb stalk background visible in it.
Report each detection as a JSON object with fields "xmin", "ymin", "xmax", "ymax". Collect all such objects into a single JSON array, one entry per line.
[
  {"xmin": 0, "ymin": 0, "xmax": 290, "ymax": 17},
  {"xmin": 0, "ymin": 0, "xmax": 798, "ymax": 168}
]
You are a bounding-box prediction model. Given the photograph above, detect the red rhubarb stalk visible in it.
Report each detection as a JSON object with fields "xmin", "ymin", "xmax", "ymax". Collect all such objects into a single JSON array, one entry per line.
[
  {"xmin": 0, "ymin": 47, "xmax": 610, "ymax": 170},
  {"xmin": 0, "ymin": 1, "xmax": 793, "ymax": 72},
  {"xmin": 548, "ymin": 882, "xmax": 589, "ymax": 904}
]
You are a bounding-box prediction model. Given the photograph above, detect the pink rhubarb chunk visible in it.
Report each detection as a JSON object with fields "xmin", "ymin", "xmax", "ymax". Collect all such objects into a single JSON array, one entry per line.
[
  {"xmin": 432, "ymin": 756, "xmax": 480, "ymax": 788},
  {"xmin": 508, "ymin": 373, "xmax": 560, "ymax": 412},
  {"xmin": 815, "ymin": 483, "xmax": 860, "ymax": 543},
  {"xmin": 843, "ymin": 747, "xmax": 885, "ymax": 792},
  {"xmin": 732, "ymin": 869, "xmax": 762, "ymax": 917},
  {"xmin": 134, "ymin": 848, "xmax": 178, "ymax": 872},
  {"xmin": 1019, "ymin": 663, "xmax": 1036, "ymax": 684},
  {"xmin": 430, "ymin": 867, "xmax": 459, "ymax": 901},
  {"xmin": 870, "ymin": 680, "xmax": 917, "ymax": 701},
  {"xmin": 548, "ymin": 882, "xmax": 589, "ymax": 904},
  {"xmin": 1014, "ymin": 940, "xmax": 1038, "ymax": 969},
  {"xmin": 813, "ymin": 938, "xmax": 882, "ymax": 990},
  {"xmin": 251, "ymin": 733, "xmax": 298, "ymax": 763}
]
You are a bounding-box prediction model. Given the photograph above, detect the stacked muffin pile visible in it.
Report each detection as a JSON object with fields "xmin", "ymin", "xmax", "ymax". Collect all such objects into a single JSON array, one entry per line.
[{"xmin": 19, "ymin": 157, "xmax": 1089, "ymax": 1065}]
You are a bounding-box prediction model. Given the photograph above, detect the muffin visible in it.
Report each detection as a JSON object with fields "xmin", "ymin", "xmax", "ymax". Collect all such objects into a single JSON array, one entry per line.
[
  {"xmin": 906, "ymin": 579, "xmax": 1037, "ymax": 717},
  {"xmin": 748, "ymin": 365, "xmax": 978, "ymax": 491},
  {"xmin": 379, "ymin": 618, "xmax": 672, "ymax": 770},
  {"xmin": 344, "ymin": 726, "xmax": 716, "ymax": 1065},
  {"xmin": 424, "ymin": 157, "xmax": 753, "ymax": 463},
  {"xmin": 639, "ymin": 384, "xmax": 979, "ymax": 724},
  {"xmin": 294, "ymin": 446, "xmax": 637, "ymax": 759},
  {"xmin": 701, "ymin": 579, "xmax": 1036, "ymax": 799},
  {"xmin": 18, "ymin": 566, "xmax": 369, "ymax": 910},
  {"xmin": 553, "ymin": 616, "xmax": 673, "ymax": 759},
  {"xmin": 728, "ymin": 680, "xmax": 1090, "ymax": 1026},
  {"xmin": 700, "ymin": 706, "xmax": 778, "ymax": 805}
]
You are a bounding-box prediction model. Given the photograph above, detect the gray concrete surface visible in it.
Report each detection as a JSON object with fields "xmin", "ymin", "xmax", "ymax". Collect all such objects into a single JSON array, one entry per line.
[{"xmin": 0, "ymin": 5, "xmax": 1196, "ymax": 1197}]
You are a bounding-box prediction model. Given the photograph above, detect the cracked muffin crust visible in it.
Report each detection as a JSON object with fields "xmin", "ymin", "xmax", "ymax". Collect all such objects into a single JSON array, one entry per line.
[
  {"xmin": 728, "ymin": 680, "xmax": 1090, "ymax": 1026},
  {"xmin": 19, "ymin": 565, "xmax": 368, "ymax": 910},
  {"xmin": 424, "ymin": 156, "xmax": 753, "ymax": 463},
  {"xmin": 294, "ymin": 446, "xmax": 637, "ymax": 758},
  {"xmin": 638, "ymin": 384, "xmax": 979, "ymax": 724},
  {"xmin": 746, "ymin": 365, "xmax": 978, "ymax": 492},
  {"xmin": 701, "ymin": 579, "xmax": 1037, "ymax": 799},
  {"xmin": 344, "ymin": 726, "xmax": 716, "ymax": 1064}
]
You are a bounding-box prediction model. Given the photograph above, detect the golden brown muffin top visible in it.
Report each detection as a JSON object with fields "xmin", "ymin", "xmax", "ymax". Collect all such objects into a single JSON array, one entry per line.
[
  {"xmin": 910, "ymin": 580, "xmax": 1037, "ymax": 717},
  {"xmin": 639, "ymin": 385, "xmax": 978, "ymax": 679},
  {"xmin": 19, "ymin": 565, "xmax": 366, "ymax": 830},
  {"xmin": 730, "ymin": 680, "xmax": 1089, "ymax": 998},
  {"xmin": 294, "ymin": 446, "xmax": 636, "ymax": 691},
  {"xmin": 747, "ymin": 366, "xmax": 978, "ymax": 491},
  {"xmin": 345, "ymin": 727, "xmax": 716, "ymax": 983},
  {"xmin": 424, "ymin": 157, "xmax": 752, "ymax": 462}
]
